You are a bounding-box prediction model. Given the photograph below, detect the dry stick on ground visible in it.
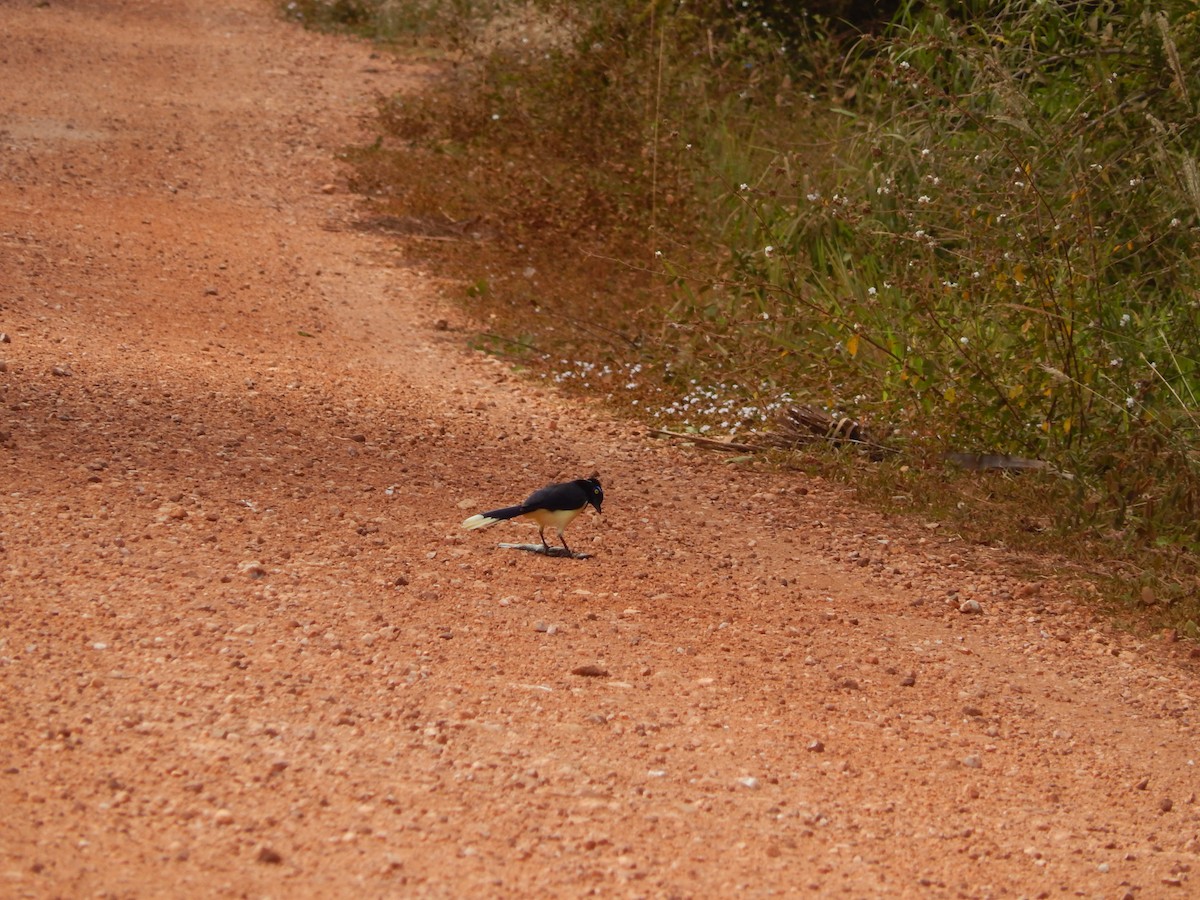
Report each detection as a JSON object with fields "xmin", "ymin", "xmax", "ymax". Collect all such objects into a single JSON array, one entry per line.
[
  {"xmin": 650, "ymin": 405, "xmax": 894, "ymax": 459},
  {"xmin": 648, "ymin": 429, "xmax": 764, "ymax": 453}
]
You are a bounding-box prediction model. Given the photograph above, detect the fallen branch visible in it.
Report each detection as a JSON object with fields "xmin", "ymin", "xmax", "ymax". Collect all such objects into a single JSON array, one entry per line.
[
  {"xmin": 648, "ymin": 429, "xmax": 764, "ymax": 453},
  {"xmin": 650, "ymin": 404, "xmax": 895, "ymax": 459},
  {"xmin": 944, "ymin": 452, "xmax": 1074, "ymax": 480},
  {"xmin": 762, "ymin": 405, "xmax": 895, "ymax": 460}
]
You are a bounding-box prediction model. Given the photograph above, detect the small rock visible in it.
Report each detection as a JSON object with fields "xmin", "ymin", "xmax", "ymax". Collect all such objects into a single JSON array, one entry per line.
[
  {"xmin": 1159, "ymin": 797, "xmax": 1173, "ymax": 813},
  {"xmin": 962, "ymin": 755, "xmax": 982, "ymax": 769},
  {"xmin": 1135, "ymin": 777, "xmax": 1150, "ymax": 791},
  {"xmin": 239, "ymin": 561, "xmax": 267, "ymax": 579},
  {"xmin": 806, "ymin": 740, "xmax": 825, "ymax": 753},
  {"xmin": 1140, "ymin": 585, "xmax": 1156, "ymax": 606},
  {"xmin": 204, "ymin": 286, "xmax": 219, "ymax": 296},
  {"xmin": 51, "ymin": 365, "xmax": 71, "ymax": 377},
  {"xmin": 900, "ymin": 673, "xmax": 916, "ymax": 687},
  {"xmin": 213, "ymin": 809, "xmax": 234, "ymax": 826},
  {"xmin": 962, "ymin": 705, "xmax": 984, "ymax": 717},
  {"xmin": 571, "ymin": 665, "xmax": 609, "ymax": 678},
  {"xmin": 256, "ymin": 845, "xmax": 283, "ymax": 864},
  {"xmin": 959, "ymin": 599, "xmax": 983, "ymax": 615},
  {"xmin": 320, "ymin": 183, "xmax": 336, "ymax": 194},
  {"xmin": 737, "ymin": 776, "xmax": 761, "ymax": 790},
  {"xmin": 0, "ymin": 333, "xmax": 9, "ymax": 343},
  {"xmin": 349, "ymin": 434, "xmax": 366, "ymax": 443}
]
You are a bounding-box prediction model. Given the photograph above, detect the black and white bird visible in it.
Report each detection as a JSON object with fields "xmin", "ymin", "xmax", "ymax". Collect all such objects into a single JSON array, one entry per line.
[{"xmin": 462, "ymin": 476, "xmax": 603, "ymax": 557}]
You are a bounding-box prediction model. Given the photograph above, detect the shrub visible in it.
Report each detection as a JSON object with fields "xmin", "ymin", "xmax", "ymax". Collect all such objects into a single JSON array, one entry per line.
[{"xmin": 684, "ymin": 0, "xmax": 1200, "ymax": 541}]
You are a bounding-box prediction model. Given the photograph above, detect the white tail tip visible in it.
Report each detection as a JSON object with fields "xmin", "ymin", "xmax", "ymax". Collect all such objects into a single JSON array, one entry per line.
[{"xmin": 462, "ymin": 514, "xmax": 500, "ymax": 531}]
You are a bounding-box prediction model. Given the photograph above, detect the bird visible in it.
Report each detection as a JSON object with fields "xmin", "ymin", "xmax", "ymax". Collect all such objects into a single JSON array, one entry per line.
[{"xmin": 462, "ymin": 475, "xmax": 603, "ymax": 556}]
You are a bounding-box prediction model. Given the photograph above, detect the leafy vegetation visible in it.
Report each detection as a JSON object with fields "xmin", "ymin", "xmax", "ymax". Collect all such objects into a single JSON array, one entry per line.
[{"xmin": 285, "ymin": 0, "xmax": 1200, "ymax": 638}]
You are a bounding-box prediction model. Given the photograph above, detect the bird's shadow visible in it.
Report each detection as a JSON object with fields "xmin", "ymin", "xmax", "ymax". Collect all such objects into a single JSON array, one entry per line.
[{"xmin": 497, "ymin": 542, "xmax": 593, "ymax": 560}]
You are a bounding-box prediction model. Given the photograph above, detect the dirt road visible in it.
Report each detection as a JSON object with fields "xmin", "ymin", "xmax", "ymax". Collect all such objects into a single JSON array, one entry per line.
[{"xmin": 2, "ymin": 1, "xmax": 1198, "ymax": 896}]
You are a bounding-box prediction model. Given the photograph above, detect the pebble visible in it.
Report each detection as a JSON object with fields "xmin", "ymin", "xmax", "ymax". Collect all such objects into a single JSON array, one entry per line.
[
  {"xmin": 571, "ymin": 665, "xmax": 608, "ymax": 678},
  {"xmin": 239, "ymin": 561, "xmax": 267, "ymax": 579},
  {"xmin": 806, "ymin": 740, "xmax": 825, "ymax": 753},
  {"xmin": 737, "ymin": 776, "xmax": 761, "ymax": 790},
  {"xmin": 962, "ymin": 755, "xmax": 982, "ymax": 769},
  {"xmin": 1159, "ymin": 797, "xmax": 1173, "ymax": 812},
  {"xmin": 959, "ymin": 599, "xmax": 983, "ymax": 615},
  {"xmin": 256, "ymin": 845, "xmax": 283, "ymax": 864}
]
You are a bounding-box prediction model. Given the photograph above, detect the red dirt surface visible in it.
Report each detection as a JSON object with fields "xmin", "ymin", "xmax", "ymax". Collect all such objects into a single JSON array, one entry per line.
[{"xmin": 2, "ymin": 1, "xmax": 1198, "ymax": 897}]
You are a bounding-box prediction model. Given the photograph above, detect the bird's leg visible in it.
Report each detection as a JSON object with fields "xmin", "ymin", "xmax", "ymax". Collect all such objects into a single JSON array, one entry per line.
[
  {"xmin": 538, "ymin": 526, "xmax": 552, "ymax": 555},
  {"xmin": 557, "ymin": 532, "xmax": 573, "ymax": 557}
]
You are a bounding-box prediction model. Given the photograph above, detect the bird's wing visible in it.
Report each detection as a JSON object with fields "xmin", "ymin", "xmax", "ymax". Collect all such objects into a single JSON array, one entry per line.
[{"xmin": 523, "ymin": 481, "xmax": 587, "ymax": 512}]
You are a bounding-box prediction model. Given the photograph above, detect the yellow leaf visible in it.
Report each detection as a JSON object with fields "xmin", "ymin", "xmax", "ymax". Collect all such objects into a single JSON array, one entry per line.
[
  {"xmin": 944, "ymin": 386, "xmax": 956, "ymax": 403},
  {"xmin": 1063, "ymin": 417, "xmax": 1072, "ymax": 434},
  {"xmin": 846, "ymin": 333, "xmax": 860, "ymax": 358},
  {"xmin": 1013, "ymin": 263, "xmax": 1026, "ymax": 285}
]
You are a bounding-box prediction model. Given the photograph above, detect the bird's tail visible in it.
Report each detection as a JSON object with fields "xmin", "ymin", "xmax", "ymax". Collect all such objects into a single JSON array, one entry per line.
[{"xmin": 461, "ymin": 505, "xmax": 524, "ymax": 530}]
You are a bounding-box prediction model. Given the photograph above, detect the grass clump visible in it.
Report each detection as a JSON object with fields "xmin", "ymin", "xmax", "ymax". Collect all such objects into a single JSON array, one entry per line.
[
  {"xmin": 706, "ymin": 1, "xmax": 1200, "ymax": 525},
  {"xmin": 291, "ymin": 0, "xmax": 1200, "ymax": 638}
]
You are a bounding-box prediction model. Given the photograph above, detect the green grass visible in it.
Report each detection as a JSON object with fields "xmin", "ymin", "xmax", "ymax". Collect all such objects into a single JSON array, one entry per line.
[{"xmin": 288, "ymin": 0, "xmax": 1200, "ymax": 641}]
